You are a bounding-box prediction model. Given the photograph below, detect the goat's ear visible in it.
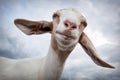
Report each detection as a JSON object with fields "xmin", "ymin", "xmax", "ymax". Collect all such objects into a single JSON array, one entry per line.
[
  {"xmin": 79, "ymin": 32, "xmax": 115, "ymax": 69},
  {"xmin": 14, "ymin": 19, "xmax": 53, "ymax": 35}
]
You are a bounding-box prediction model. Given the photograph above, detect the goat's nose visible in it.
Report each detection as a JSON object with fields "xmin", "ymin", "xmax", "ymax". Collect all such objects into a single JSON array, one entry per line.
[{"xmin": 64, "ymin": 20, "xmax": 77, "ymax": 30}]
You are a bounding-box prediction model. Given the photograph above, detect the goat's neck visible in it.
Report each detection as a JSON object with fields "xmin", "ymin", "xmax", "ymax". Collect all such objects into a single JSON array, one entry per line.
[{"xmin": 43, "ymin": 40, "xmax": 74, "ymax": 80}]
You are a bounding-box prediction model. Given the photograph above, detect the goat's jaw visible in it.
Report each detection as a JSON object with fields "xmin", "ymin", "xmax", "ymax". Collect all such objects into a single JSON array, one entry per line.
[
  {"xmin": 52, "ymin": 30, "xmax": 80, "ymax": 51},
  {"xmin": 52, "ymin": 25, "xmax": 81, "ymax": 51}
]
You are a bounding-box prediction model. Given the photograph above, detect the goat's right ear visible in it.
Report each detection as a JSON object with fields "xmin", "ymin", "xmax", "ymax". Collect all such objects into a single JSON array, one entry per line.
[
  {"xmin": 79, "ymin": 32, "xmax": 115, "ymax": 69},
  {"xmin": 14, "ymin": 19, "xmax": 53, "ymax": 35}
]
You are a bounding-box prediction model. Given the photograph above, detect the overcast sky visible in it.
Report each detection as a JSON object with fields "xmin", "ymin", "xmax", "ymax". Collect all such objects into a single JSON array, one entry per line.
[{"xmin": 0, "ymin": 0, "xmax": 120, "ymax": 80}]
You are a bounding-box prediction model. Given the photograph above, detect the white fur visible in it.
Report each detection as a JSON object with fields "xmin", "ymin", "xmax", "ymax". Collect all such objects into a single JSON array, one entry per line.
[
  {"xmin": 0, "ymin": 8, "xmax": 114, "ymax": 80},
  {"xmin": 0, "ymin": 8, "xmax": 83, "ymax": 80},
  {"xmin": 55, "ymin": 9, "xmax": 82, "ymax": 49},
  {"xmin": 0, "ymin": 47, "xmax": 64, "ymax": 80}
]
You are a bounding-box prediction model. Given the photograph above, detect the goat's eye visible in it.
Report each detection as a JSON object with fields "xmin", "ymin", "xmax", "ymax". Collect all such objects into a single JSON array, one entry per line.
[
  {"xmin": 53, "ymin": 13, "xmax": 59, "ymax": 18},
  {"xmin": 81, "ymin": 21, "xmax": 87, "ymax": 27}
]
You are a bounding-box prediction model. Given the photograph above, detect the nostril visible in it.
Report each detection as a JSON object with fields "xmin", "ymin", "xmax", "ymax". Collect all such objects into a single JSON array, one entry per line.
[
  {"xmin": 64, "ymin": 22, "xmax": 69, "ymax": 27},
  {"xmin": 72, "ymin": 26, "xmax": 77, "ymax": 29},
  {"xmin": 64, "ymin": 20, "xmax": 77, "ymax": 30}
]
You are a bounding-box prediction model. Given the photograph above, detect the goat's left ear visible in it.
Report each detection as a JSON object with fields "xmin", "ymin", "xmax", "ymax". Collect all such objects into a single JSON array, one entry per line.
[
  {"xmin": 14, "ymin": 19, "xmax": 53, "ymax": 35},
  {"xmin": 79, "ymin": 32, "xmax": 115, "ymax": 69}
]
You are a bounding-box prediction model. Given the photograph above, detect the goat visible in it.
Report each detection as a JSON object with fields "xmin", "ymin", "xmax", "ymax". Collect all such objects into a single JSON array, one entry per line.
[{"xmin": 0, "ymin": 8, "xmax": 114, "ymax": 80}]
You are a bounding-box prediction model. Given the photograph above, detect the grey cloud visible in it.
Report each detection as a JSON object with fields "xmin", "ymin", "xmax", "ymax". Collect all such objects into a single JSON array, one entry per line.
[
  {"xmin": 0, "ymin": 0, "xmax": 120, "ymax": 80},
  {"xmin": 88, "ymin": 0, "xmax": 120, "ymax": 39},
  {"xmin": 0, "ymin": 48, "xmax": 26, "ymax": 59},
  {"xmin": 62, "ymin": 43, "xmax": 120, "ymax": 80}
]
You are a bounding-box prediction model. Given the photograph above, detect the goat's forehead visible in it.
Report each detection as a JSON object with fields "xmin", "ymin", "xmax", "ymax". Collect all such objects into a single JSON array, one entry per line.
[
  {"xmin": 57, "ymin": 9, "xmax": 82, "ymax": 24},
  {"xmin": 59, "ymin": 9, "xmax": 82, "ymax": 17}
]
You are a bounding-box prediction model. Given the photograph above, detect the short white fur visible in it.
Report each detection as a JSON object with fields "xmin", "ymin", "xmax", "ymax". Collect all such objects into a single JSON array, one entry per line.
[{"xmin": 0, "ymin": 8, "xmax": 114, "ymax": 80}]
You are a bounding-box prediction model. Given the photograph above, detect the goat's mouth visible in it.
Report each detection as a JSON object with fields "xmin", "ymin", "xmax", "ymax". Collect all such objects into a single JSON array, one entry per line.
[{"xmin": 56, "ymin": 31, "xmax": 75, "ymax": 40}]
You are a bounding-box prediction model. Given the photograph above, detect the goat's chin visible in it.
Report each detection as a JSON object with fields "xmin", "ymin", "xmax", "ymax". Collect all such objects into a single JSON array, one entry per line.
[
  {"xmin": 55, "ymin": 34, "xmax": 78, "ymax": 50},
  {"xmin": 58, "ymin": 40, "xmax": 77, "ymax": 51}
]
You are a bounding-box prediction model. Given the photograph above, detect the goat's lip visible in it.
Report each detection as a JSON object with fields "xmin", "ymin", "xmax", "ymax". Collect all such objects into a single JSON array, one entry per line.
[{"xmin": 56, "ymin": 31, "xmax": 75, "ymax": 40}]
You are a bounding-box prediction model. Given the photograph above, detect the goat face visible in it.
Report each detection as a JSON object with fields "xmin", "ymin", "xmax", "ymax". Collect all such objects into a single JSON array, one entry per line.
[{"xmin": 52, "ymin": 8, "xmax": 87, "ymax": 50}]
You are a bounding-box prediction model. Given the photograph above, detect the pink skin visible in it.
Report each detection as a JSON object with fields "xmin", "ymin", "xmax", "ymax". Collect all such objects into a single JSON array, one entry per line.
[{"xmin": 63, "ymin": 20, "xmax": 77, "ymax": 40}]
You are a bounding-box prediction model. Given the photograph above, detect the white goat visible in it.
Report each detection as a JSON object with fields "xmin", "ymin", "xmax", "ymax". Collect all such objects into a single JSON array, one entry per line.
[{"xmin": 0, "ymin": 8, "xmax": 114, "ymax": 80}]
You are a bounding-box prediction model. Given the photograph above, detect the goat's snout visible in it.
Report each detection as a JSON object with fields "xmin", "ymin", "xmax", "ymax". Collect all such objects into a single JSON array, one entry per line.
[
  {"xmin": 64, "ymin": 29, "xmax": 71, "ymax": 36},
  {"xmin": 64, "ymin": 20, "xmax": 77, "ymax": 31}
]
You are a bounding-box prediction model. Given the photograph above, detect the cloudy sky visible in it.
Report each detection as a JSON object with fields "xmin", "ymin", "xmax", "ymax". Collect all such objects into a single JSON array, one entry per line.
[{"xmin": 0, "ymin": 0, "xmax": 120, "ymax": 80}]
